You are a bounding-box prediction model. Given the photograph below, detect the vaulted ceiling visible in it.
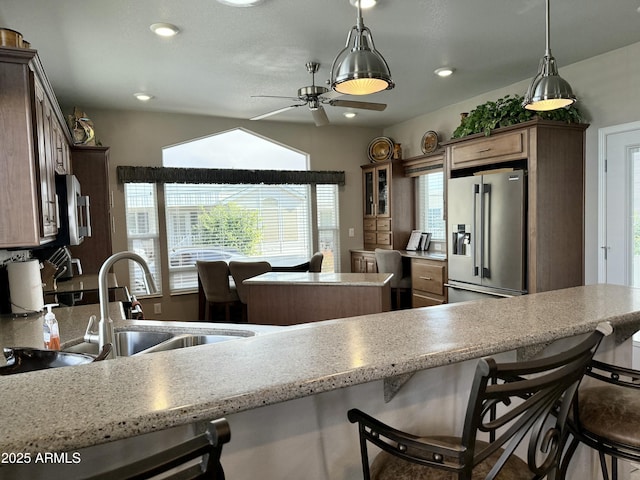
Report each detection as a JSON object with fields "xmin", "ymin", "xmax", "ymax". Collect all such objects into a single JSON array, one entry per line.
[{"xmin": 2, "ymin": 0, "xmax": 640, "ymax": 127}]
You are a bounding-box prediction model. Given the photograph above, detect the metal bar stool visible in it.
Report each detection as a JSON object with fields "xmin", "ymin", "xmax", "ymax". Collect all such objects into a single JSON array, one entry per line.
[
  {"xmin": 88, "ymin": 418, "xmax": 230, "ymax": 480},
  {"xmin": 348, "ymin": 323, "xmax": 612, "ymax": 480},
  {"xmin": 560, "ymin": 359, "xmax": 640, "ymax": 480}
]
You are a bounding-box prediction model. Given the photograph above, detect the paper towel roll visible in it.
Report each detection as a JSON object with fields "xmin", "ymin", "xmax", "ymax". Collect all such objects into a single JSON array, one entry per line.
[{"xmin": 8, "ymin": 260, "xmax": 44, "ymax": 314}]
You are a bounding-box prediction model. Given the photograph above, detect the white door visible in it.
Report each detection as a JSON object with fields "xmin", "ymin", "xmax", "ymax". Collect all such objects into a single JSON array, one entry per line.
[{"xmin": 599, "ymin": 122, "xmax": 640, "ymax": 286}]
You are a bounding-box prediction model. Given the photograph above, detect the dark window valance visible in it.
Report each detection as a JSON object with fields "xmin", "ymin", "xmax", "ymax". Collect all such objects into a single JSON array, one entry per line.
[{"xmin": 117, "ymin": 166, "xmax": 345, "ymax": 186}]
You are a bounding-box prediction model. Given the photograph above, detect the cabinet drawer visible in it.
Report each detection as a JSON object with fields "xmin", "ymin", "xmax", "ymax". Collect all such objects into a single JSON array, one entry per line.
[
  {"xmin": 450, "ymin": 130, "xmax": 527, "ymax": 169},
  {"xmin": 376, "ymin": 219, "xmax": 391, "ymax": 231},
  {"xmin": 363, "ymin": 218, "xmax": 376, "ymax": 231},
  {"xmin": 376, "ymin": 232, "xmax": 392, "ymax": 246},
  {"xmin": 412, "ymin": 262, "xmax": 444, "ymax": 295},
  {"xmin": 412, "ymin": 292, "xmax": 445, "ymax": 308},
  {"xmin": 364, "ymin": 232, "xmax": 377, "ymax": 244}
]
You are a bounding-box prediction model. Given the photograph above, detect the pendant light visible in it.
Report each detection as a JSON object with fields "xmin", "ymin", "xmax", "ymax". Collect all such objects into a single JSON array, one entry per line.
[
  {"xmin": 329, "ymin": 1, "xmax": 394, "ymax": 95},
  {"xmin": 522, "ymin": 0, "xmax": 576, "ymax": 111}
]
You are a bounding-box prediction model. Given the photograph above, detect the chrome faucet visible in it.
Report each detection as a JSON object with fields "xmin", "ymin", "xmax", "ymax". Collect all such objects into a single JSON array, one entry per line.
[{"xmin": 85, "ymin": 251, "xmax": 157, "ymax": 359}]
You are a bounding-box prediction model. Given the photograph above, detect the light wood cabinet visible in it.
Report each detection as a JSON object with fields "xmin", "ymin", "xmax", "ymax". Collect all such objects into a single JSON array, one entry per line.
[
  {"xmin": 411, "ymin": 258, "xmax": 447, "ymax": 307},
  {"xmin": 350, "ymin": 250, "xmax": 377, "ymax": 273},
  {"xmin": 444, "ymin": 119, "xmax": 588, "ymax": 293},
  {"xmin": 69, "ymin": 146, "xmax": 112, "ymax": 274},
  {"xmin": 0, "ymin": 47, "xmax": 70, "ymax": 247},
  {"xmin": 361, "ymin": 160, "xmax": 413, "ymax": 250}
]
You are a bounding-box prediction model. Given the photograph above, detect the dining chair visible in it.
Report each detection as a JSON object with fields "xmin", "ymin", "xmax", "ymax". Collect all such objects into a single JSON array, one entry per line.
[
  {"xmin": 309, "ymin": 252, "xmax": 324, "ymax": 272},
  {"xmin": 197, "ymin": 261, "xmax": 240, "ymax": 322},
  {"xmin": 560, "ymin": 359, "xmax": 640, "ymax": 480},
  {"xmin": 88, "ymin": 418, "xmax": 230, "ymax": 480},
  {"xmin": 374, "ymin": 249, "xmax": 411, "ymax": 309},
  {"xmin": 348, "ymin": 323, "xmax": 612, "ymax": 480},
  {"xmin": 229, "ymin": 261, "xmax": 272, "ymax": 322}
]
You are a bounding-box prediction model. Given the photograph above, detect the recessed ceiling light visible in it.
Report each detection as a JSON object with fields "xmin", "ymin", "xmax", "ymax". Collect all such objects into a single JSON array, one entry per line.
[
  {"xmin": 217, "ymin": 0, "xmax": 264, "ymax": 6},
  {"xmin": 343, "ymin": 112, "xmax": 357, "ymax": 118},
  {"xmin": 434, "ymin": 67, "xmax": 455, "ymax": 77},
  {"xmin": 149, "ymin": 23, "xmax": 180, "ymax": 37},
  {"xmin": 349, "ymin": 0, "xmax": 377, "ymax": 8},
  {"xmin": 134, "ymin": 93, "xmax": 155, "ymax": 102}
]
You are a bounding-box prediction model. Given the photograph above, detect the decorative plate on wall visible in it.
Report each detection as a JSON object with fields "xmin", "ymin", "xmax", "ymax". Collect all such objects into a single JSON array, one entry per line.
[
  {"xmin": 421, "ymin": 130, "xmax": 439, "ymax": 154},
  {"xmin": 368, "ymin": 136, "xmax": 395, "ymax": 163}
]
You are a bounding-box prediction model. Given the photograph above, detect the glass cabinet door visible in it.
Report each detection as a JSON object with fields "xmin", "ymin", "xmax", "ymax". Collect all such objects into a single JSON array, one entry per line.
[
  {"xmin": 376, "ymin": 165, "xmax": 390, "ymax": 217},
  {"xmin": 363, "ymin": 168, "xmax": 375, "ymax": 217}
]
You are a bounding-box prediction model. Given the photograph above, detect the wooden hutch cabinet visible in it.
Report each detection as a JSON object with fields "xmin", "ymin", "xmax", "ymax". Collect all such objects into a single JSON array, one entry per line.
[
  {"xmin": 361, "ymin": 160, "xmax": 413, "ymax": 251},
  {"xmin": 0, "ymin": 47, "xmax": 70, "ymax": 247},
  {"xmin": 444, "ymin": 119, "xmax": 589, "ymax": 294}
]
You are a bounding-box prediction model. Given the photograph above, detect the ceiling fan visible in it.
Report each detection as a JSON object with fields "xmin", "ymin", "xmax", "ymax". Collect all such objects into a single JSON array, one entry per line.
[{"xmin": 250, "ymin": 62, "xmax": 387, "ymax": 127}]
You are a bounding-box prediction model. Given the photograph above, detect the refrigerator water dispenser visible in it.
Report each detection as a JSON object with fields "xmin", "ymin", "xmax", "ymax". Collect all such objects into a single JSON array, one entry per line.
[{"xmin": 452, "ymin": 224, "xmax": 471, "ymax": 256}]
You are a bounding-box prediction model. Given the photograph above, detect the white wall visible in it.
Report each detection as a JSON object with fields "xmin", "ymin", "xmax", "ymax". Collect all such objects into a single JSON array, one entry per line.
[{"xmin": 383, "ymin": 41, "xmax": 640, "ymax": 285}]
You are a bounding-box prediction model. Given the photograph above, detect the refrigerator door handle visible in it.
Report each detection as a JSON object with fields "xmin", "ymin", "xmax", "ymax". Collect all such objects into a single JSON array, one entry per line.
[
  {"xmin": 472, "ymin": 183, "xmax": 480, "ymax": 277},
  {"xmin": 481, "ymin": 183, "xmax": 491, "ymax": 278}
]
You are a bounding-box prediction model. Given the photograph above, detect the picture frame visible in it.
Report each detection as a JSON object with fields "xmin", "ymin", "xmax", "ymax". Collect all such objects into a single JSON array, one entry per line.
[
  {"xmin": 406, "ymin": 230, "xmax": 422, "ymax": 251},
  {"xmin": 419, "ymin": 232, "xmax": 432, "ymax": 251}
]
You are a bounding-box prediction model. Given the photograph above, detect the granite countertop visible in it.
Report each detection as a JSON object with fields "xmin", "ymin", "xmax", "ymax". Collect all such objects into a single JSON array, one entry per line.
[
  {"xmin": 43, "ymin": 273, "xmax": 118, "ymax": 294},
  {"xmin": 244, "ymin": 272, "xmax": 393, "ymax": 286},
  {"xmin": 1, "ymin": 284, "xmax": 640, "ymax": 454},
  {"xmin": 0, "ymin": 303, "xmax": 126, "ymax": 356}
]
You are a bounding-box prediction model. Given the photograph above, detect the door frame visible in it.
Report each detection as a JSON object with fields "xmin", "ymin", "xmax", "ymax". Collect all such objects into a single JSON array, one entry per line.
[{"xmin": 598, "ymin": 120, "xmax": 640, "ymax": 283}]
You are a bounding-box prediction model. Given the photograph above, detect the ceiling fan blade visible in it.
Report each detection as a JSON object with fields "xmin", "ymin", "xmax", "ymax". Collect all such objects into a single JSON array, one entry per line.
[
  {"xmin": 319, "ymin": 89, "xmax": 343, "ymax": 101},
  {"xmin": 252, "ymin": 95, "xmax": 301, "ymax": 102},
  {"xmin": 250, "ymin": 104, "xmax": 304, "ymax": 121},
  {"xmin": 311, "ymin": 106, "xmax": 329, "ymax": 127},
  {"xmin": 329, "ymin": 99, "xmax": 387, "ymax": 111}
]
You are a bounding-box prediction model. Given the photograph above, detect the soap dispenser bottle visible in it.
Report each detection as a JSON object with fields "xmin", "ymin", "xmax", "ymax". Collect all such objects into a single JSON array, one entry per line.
[{"xmin": 43, "ymin": 303, "xmax": 60, "ymax": 350}]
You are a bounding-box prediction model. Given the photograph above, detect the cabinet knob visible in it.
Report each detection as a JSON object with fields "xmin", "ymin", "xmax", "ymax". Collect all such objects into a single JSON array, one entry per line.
[{"xmin": 420, "ymin": 276, "xmax": 433, "ymax": 281}]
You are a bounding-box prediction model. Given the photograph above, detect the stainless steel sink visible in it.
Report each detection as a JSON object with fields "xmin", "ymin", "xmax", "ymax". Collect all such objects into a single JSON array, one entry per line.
[
  {"xmin": 140, "ymin": 334, "xmax": 245, "ymax": 353},
  {"xmin": 64, "ymin": 331, "xmax": 247, "ymax": 357},
  {"xmin": 65, "ymin": 330, "xmax": 173, "ymax": 356}
]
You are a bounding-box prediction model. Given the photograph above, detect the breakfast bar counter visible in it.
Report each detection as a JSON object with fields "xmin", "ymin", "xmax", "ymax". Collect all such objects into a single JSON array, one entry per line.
[{"xmin": 1, "ymin": 284, "xmax": 640, "ymax": 479}]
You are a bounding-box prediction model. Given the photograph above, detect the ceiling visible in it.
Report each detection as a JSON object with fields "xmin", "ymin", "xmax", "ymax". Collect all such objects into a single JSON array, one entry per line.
[{"xmin": 2, "ymin": 0, "xmax": 640, "ymax": 128}]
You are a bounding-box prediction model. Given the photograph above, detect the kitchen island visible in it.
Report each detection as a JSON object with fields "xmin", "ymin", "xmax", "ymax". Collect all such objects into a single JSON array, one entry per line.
[
  {"xmin": 244, "ymin": 272, "xmax": 393, "ymax": 325},
  {"xmin": 1, "ymin": 284, "xmax": 639, "ymax": 479}
]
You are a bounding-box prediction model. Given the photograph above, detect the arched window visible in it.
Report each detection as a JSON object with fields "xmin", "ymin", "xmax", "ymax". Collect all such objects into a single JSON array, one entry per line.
[{"xmin": 124, "ymin": 128, "xmax": 340, "ymax": 294}]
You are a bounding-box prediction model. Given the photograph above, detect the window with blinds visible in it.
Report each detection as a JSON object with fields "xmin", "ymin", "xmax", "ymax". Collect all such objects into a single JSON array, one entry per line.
[
  {"xmin": 124, "ymin": 183, "xmax": 162, "ymax": 293},
  {"xmin": 416, "ymin": 172, "xmax": 445, "ymax": 240},
  {"xmin": 123, "ymin": 128, "xmax": 340, "ymax": 295},
  {"xmin": 165, "ymin": 183, "xmax": 318, "ymax": 292}
]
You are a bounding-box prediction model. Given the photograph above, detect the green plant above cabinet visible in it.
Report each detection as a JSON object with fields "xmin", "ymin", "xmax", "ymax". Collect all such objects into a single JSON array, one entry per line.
[{"xmin": 452, "ymin": 94, "xmax": 583, "ymax": 139}]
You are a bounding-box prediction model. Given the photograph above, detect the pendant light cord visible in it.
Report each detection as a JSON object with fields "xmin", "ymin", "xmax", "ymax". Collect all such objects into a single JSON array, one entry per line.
[{"xmin": 545, "ymin": 0, "xmax": 551, "ymax": 57}]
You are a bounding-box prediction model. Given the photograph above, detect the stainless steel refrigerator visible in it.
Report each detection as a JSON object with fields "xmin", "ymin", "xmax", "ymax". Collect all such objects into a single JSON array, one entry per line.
[{"xmin": 446, "ymin": 169, "xmax": 527, "ymax": 303}]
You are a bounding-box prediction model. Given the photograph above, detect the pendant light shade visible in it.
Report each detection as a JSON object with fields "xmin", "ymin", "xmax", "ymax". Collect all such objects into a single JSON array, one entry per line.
[
  {"xmin": 330, "ymin": 3, "xmax": 393, "ymax": 95},
  {"xmin": 522, "ymin": 0, "xmax": 576, "ymax": 111}
]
